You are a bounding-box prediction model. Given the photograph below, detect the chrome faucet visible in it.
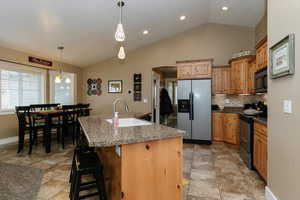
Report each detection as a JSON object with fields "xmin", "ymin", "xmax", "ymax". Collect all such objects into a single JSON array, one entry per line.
[{"xmin": 113, "ymin": 98, "xmax": 129, "ymax": 114}]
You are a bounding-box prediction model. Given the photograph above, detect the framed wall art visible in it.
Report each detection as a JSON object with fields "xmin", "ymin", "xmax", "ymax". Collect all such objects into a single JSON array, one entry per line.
[
  {"xmin": 108, "ymin": 80, "xmax": 123, "ymax": 93},
  {"xmin": 87, "ymin": 78, "xmax": 102, "ymax": 96},
  {"xmin": 269, "ymin": 34, "xmax": 295, "ymax": 79}
]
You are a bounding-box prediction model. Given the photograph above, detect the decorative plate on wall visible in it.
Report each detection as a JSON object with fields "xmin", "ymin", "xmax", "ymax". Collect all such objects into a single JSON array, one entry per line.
[{"xmin": 87, "ymin": 78, "xmax": 102, "ymax": 96}]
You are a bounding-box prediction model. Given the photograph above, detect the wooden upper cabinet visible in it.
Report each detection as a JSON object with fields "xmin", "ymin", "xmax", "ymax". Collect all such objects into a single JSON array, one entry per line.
[
  {"xmin": 248, "ymin": 58, "xmax": 256, "ymax": 94},
  {"xmin": 212, "ymin": 66, "xmax": 231, "ymax": 94},
  {"xmin": 177, "ymin": 59, "xmax": 213, "ymax": 79},
  {"xmin": 256, "ymin": 37, "xmax": 268, "ymax": 71},
  {"xmin": 229, "ymin": 56, "xmax": 254, "ymax": 95}
]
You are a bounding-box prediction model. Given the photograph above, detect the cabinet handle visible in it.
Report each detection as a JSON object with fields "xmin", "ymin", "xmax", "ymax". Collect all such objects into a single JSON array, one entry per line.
[{"xmin": 145, "ymin": 144, "xmax": 150, "ymax": 150}]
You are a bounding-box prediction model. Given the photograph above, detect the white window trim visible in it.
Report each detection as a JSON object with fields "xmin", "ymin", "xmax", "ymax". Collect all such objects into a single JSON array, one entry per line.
[
  {"xmin": 49, "ymin": 71, "xmax": 77, "ymax": 105},
  {"xmin": 0, "ymin": 60, "xmax": 47, "ymax": 113}
]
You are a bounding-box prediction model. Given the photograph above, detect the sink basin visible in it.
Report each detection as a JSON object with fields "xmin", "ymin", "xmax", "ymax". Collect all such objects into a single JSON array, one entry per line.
[{"xmin": 106, "ymin": 118, "xmax": 152, "ymax": 127}]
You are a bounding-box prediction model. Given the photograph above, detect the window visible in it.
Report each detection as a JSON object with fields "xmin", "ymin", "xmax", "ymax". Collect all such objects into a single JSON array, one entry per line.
[
  {"xmin": 0, "ymin": 61, "xmax": 46, "ymax": 112},
  {"xmin": 50, "ymin": 71, "xmax": 76, "ymax": 105}
]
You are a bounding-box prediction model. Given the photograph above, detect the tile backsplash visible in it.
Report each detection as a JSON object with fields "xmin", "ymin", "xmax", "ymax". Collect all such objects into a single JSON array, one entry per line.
[{"xmin": 212, "ymin": 94, "xmax": 267, "ymax": 108}]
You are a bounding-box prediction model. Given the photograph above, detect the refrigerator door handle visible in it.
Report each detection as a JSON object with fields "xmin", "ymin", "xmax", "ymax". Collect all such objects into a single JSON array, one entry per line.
[{"xmin": 189, "ymin": 92, "xmax": 194, "ymax": 120}]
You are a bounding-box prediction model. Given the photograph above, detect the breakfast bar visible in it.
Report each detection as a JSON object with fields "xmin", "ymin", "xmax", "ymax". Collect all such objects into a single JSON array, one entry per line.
[{"xmin": 79, "ymin": 113, "xmax": 186, "ymax": 200}]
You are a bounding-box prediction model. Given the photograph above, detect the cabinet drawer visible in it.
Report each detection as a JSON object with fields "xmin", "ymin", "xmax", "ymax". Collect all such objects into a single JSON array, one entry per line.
[{"xmin": 254, "ymin": 122, "xmax": 267, "ymax": 136}]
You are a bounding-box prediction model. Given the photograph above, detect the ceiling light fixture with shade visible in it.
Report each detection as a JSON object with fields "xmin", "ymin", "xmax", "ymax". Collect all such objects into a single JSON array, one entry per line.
[
  {"xmin": 115, "ymin": 0, "xmax": 126, "ymax": 60},
  {"xmin": 55, "ymin": 46, "xmax": 71, "ymax": 84},
  {"xmin": 115, "ymin": 1, "xmax": 125, "ymax": 42},
  {"xmin": 55, "ymin": 46, "xmax": 64, "ymax": 83},
  {"xmin": 118, "ymin": 45, "xmax": 126, "ymax": 60}
]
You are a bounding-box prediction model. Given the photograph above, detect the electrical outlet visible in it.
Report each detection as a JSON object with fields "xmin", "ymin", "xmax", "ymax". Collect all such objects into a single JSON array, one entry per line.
[{"xmin": 283, "ymin": 100, "xmax": 292, "ymax": 114}]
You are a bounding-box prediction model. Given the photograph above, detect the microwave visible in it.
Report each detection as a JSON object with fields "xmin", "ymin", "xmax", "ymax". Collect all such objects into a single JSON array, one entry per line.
[{"xmin": 255, "ymin": 67, "xmax": 268, "ymax": 93}]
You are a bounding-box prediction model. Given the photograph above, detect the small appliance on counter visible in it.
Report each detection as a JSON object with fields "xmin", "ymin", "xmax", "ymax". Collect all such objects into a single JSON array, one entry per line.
[{"xmin": 239, "ymin": 102, "xmax": 267, "ymax": 170}]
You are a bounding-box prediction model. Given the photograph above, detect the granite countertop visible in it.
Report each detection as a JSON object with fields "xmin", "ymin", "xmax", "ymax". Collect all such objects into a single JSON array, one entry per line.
[
  {"xmin": 79, "ymin": 113, "xmax": 186, "ymax": 147},
  {"xmin": 212, "ymin": 107, "xmax": 244, "ymax": 113},
  {"xmin": 253, "ymin": 117, "xmax": 267, "ymax": 126}
]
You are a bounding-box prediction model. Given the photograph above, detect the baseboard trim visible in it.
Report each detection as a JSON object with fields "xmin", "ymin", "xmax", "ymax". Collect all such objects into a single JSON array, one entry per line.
[
  {"xmin": 0, "ymin": 136, "xmax": 18, "ymax": 146},
  {"xmin": 265, "ymin": 186, "xmax": 278, "ymax": 200}
]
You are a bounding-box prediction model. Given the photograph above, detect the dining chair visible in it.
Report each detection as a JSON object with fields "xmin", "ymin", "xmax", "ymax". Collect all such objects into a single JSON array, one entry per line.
[
  {"xmin": 62, "ymin": 105, "xmax": 79, "ymax": 148},
  {"xmin": 30, "ymin": 104, "xmax": 60, "ymax": 111},
  {"xmin": 16, "ymin": 106, "xmax": 45, "ymax": 154}
]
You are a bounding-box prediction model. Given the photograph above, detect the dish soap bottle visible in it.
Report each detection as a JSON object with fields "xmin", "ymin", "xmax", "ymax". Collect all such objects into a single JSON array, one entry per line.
[{"xmin": 113, "ymin": 112, "xmax": 119, "ymax": 128}]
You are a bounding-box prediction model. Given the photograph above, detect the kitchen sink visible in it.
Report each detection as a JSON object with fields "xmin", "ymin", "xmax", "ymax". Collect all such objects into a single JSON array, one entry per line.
[{"xmin": 106, "ymin": 118, "xmax": 152, "ymax": 127}]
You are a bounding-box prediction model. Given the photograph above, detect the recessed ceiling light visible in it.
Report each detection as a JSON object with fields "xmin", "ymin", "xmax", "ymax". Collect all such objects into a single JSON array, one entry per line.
[
  {"xmin": 180, "ymin": 15, "xmax": 186, "ymax": 21},
  {"xmin": 143, "ymin": 30, "xmax": 149, "ymax": 35},
  {"xmin": 222, "ymin": 6, "xmax": 229, "ymax": 11}
]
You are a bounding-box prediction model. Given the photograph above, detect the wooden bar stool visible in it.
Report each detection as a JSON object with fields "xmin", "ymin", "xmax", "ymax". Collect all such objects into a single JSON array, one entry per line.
[{"xmin": 69, "ymin": 148, "xmax": 107, "ymax": 200}]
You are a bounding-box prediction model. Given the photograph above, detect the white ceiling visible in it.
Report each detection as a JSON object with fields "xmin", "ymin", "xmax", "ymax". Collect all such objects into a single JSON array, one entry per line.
[{"xmin": 0, "ymin": 0, "xmax": 265, "ymax": 67}]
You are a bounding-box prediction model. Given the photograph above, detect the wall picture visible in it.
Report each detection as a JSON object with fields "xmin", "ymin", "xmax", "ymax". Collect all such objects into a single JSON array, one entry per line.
[
  {"xmin": 270, "ymin": 34, "xmax": 295, "ymax": 79},
  {"xmin": 87, "ymin": 78, "xmax": 102, "ymax": 96},
  {"xmin": 108, "ymin": 80, "xmax": 123, "ymax": 93}
]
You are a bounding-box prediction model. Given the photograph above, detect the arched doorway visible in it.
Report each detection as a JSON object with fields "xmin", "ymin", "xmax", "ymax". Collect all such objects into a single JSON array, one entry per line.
[{"xmin": 152, "ymin": 66, "xmax": 177, "ymax": 128}]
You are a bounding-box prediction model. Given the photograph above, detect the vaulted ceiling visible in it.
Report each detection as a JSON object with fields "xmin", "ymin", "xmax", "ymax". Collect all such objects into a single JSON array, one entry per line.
[{"xmin": 0, "ymin": 0, "xmax": 265, "ymax": 67}]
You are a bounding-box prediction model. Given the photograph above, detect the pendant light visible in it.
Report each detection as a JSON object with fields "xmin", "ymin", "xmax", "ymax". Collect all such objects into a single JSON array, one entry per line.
[
  {"xmin": 118, "ymin": 45, "xmax": 126, "ymax": 59},
  {"xmin": 115, "ymin": 1, "xmax": 125, "ymax": 42},
  {"xmin": 55, "ymin": 46, "xmax": 71, "ymax": 84},
  {"xmin": 55, "ymin": 46, "xmax": 64, "ymax": 83}
]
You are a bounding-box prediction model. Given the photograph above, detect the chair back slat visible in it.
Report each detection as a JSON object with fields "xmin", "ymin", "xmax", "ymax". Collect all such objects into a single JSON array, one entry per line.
[{"xmin": 15, "ymin": 106, "xmax": 31, "ymax": 125}]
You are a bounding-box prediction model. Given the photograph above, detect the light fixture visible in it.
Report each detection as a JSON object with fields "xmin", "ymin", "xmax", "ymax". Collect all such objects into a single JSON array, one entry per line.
[
  {"xmin": 65, "ymin": 77, "xmax": 71, "ymax": 84},
  {"xmin": 222, "ymin": 6, "xmax": 229, "ymax": 11},
  {"xmin": 143, "ymin": 30, "xmax": 149, "ymax": 35},
  {"xmin": 180, "ymin": 15, "xmax": 186, "ymax": 21},
  {"xmin": 118, "ymin": 46, "xmax": 126, "ymax": 60},
  {"xmin": 115, "ymin": 1, "xmax": 125, "ymax": 42},
  {"xmin": 55, "ymin": 46, "xmax": 64, "ymax": 83}
]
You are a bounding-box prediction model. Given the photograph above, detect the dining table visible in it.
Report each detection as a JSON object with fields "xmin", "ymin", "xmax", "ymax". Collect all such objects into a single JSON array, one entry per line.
[{"xmin": 18, "ymin": 108, "xmax": 91, "ymax": 153}]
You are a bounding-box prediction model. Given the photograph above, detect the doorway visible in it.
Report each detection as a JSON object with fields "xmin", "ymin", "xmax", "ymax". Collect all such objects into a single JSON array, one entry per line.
[{"xmin": 152, "ymin": 66, "xmax": 177, "ymax": 128}]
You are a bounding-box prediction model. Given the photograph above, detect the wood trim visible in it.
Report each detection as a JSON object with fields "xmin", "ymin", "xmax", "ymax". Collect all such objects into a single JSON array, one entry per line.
[
  {"xmin": 213, "ymin": 65, "xmax": 230, "ymax": 68},
  {"xmin": 0, "ymin": 58, "xmax": 53, "ymax": 70},
  {"xmin": 255, "ymin": 36, "xmax": 268, "ymax": 49},
  {"xmin": 176, "ymin": 58, "xmax": 213, "ymax": 64},
  {"xmin": 228, "ymin": 55, "xmax": 255, "ymax": 64},
  {"xmin": 248, "ymin": 55, "xmax": 256, "ymax": 63}
]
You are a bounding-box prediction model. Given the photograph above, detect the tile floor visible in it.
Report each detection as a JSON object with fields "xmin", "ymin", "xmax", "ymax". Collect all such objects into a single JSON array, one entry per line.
[{"xmin": 0, "ymin": 141, "xmax": 265, "ymax": 200}]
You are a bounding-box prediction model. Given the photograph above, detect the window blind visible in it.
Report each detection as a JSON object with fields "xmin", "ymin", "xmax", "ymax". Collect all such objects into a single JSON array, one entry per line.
[{"xmin": 0, "ymin": 61, "xmax": 46, "ymax": 112}]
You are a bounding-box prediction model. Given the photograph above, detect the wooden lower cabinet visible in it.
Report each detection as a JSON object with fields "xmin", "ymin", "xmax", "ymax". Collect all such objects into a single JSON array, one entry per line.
[
  {"xmin": 212, "ymin": 112, "xmax": 224, "ymax": 141},
  {"xmin": 253, "ymin": 121, "xmax": 268, "ymax": 182},
  {"xmin": 97, "ymin": 137, "xmax": 183, "ymax": 200},
  {"xmin": 212, "ymin": 112, "xmax": 240, "ymax": 145}
]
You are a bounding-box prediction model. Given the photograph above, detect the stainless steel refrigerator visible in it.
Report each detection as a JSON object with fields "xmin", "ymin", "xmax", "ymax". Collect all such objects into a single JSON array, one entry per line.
[{"xmin": 177, "ymin": 79, "xmax": 211, "ymax": 143}]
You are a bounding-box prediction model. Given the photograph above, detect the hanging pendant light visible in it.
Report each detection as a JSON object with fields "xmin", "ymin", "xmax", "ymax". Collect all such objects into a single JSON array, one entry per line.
[
  {"xmin": 118, "ymin": 45, "xmax": 126, "ymax": 60},
  {"xmin": 55, "ymin": 46, "xmax": 65, "ymax": 83},
  {"xmin": 115, "ymin": 1, "xmax": 125, "ymax": 42}
]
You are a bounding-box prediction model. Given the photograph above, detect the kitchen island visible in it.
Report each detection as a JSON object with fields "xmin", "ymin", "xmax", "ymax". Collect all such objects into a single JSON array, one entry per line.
[{"xmin": 79, "ymin": 114, "xmax": 186, "ymax": 200}]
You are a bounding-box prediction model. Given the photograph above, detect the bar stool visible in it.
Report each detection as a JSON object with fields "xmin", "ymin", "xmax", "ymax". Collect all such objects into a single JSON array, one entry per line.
[{"xmin": 69, "ymin": 148, "xmax": 107, "ymax": 200}]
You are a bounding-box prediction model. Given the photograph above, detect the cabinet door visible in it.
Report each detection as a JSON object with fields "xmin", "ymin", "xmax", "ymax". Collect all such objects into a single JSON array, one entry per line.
[
  {"xmin": 192, "ymin": 61, "xmax": 212, "ymax": 79},
  {"xmin": 223, "ymin": 67, "xmax": 231, "ymax": 94},
  {"xmin": 223, "ymin": 113, "xmax": 240, "ymax": 145},
  {"xmin": 177, "ymin": 65, "xmax": 193, "ymax": 79},
  {"xmin": 253, "ymin": 133, "xmax": 260, "ymax": 170},
  {"xmin": 212, "ymin": 68, "xmax": 222, "ymax": 94},
  {"xmin": 248, "ymin": 61, "xmax": 256, "ymax": 94},
  {"xmin": 230, "ymin": 63, "xmax": 237, "ymax": 94},
  {"xmin": 212, "ymin": 112, "xmax": 224, "ymax": 141},
  {"xmin": 261, "ymin": 136, "xmax": 268, "ymax": 182}
]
